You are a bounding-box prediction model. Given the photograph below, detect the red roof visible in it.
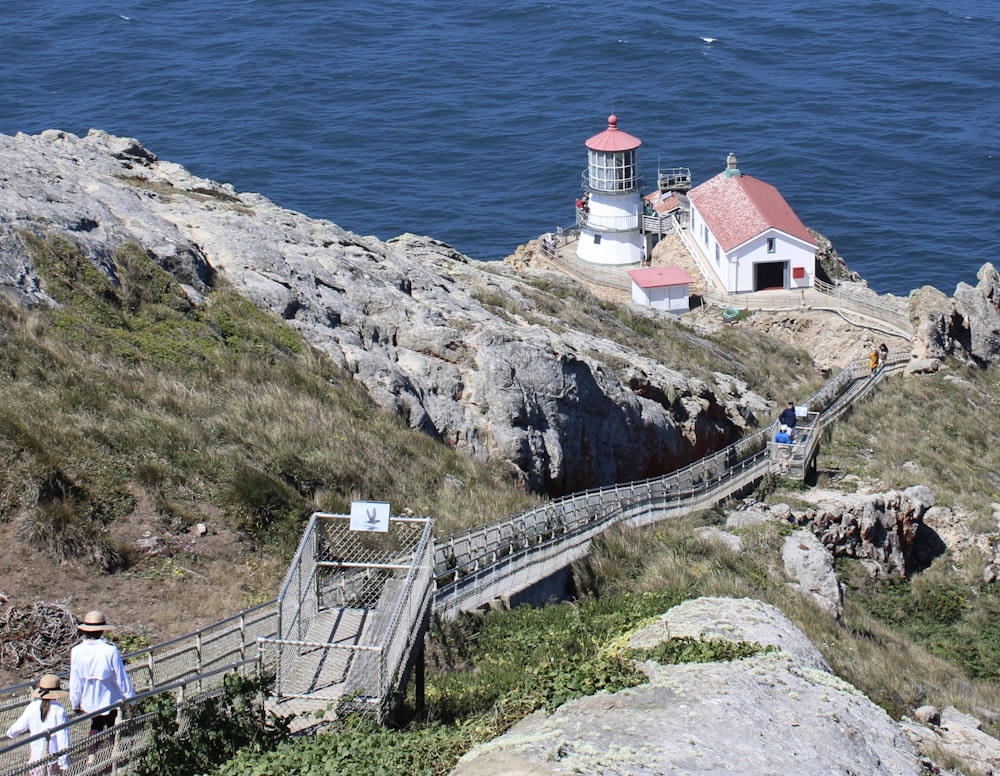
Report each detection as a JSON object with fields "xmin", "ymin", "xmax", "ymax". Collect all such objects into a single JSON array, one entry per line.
[
  {"xmin": 585, "ymin": 114, "xmax": 641, "ymax": 153},
  {"xmin": 644, "ymin": 190, "xmax": 683, "ymax": 216},
  {"xmin": 628, "ymin": 266, "xmax": 693, "ymax": 288},
  {"xmin": 688, "ymin": 171, "xmax": 816, "ymax": 252}
]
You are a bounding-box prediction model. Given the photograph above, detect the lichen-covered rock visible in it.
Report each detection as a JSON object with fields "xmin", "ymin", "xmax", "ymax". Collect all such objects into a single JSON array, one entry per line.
[{"xmin": 449, "ymin": 597, "xmax": 923, "ymax": 776}]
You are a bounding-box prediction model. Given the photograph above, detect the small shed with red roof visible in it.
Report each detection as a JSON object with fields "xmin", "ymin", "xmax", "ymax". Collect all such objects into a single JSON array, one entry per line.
[
  {"xmin": 687, "ymin": 154, "xmax": 816, "ymax": 293},
  {"xmin": 627, "ymin": 265, "xmax": 694, "ymax": 313}
]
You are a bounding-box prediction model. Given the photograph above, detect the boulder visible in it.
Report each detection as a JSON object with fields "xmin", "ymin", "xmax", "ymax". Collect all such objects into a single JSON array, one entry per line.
[
  {"xmin": 782, "ymin": 529, "xmax": 844, "ymax": 619},
  {"xmin": 694, "ymin": 527, "xmax": 743, "ymax": 553},
  {"xmin": 901, "ymin": 705, "xmax": 1000, "ymax": 776},
  {"xmin": 449, "ymin": 597, "xmax": 923, "ymax": 776},
  {"xmin": 725, "ymin": 508, "xmax": 770, "ymax": 530}
]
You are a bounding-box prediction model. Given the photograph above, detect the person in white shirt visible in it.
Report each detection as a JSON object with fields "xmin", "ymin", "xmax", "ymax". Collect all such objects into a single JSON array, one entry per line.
[
  {"xmin": 5, "ymin": 673, "xmax": 70, "ymax": 775},
  {"xmin": 68, "ymin": 610, "xmax": 135, "ymax": 765}
]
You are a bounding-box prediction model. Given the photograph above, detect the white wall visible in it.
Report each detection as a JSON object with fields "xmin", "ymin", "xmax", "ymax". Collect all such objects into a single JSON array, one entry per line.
[
  {"xmin": 728, "ymin": 231, "xmax": 815, "ymax": 292},
  {"xmin": 690, "ymin": 203, "xmax": 815, "ymax": 292},
  {"xmin": 631, "ymin": 283, "xmax": 690, "ymax": 313},
  {"xmin": 578, "ymin": 230, "xmax": 643, "ymax": 265},
  {"xmin": 577, "ymin": 192, "xmax": 643, "ymax": 265}
]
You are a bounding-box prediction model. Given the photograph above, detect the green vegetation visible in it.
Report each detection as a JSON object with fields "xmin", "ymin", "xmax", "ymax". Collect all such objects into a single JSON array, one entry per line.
[
  {"xmin": 1, "ymin": 235, "xmax": 537, "ymax": 583},
  {"xmin": 839, "ymin": 554, "xmax": 1000, "ymax": 682},
  {"xmin": 12, "ymin": 230, "xmax": 1000, "ymax": 774},
  {"xmin": 204, "ymin": 591, "xmax": 771, "ymax": 776},
  {"xmin": 567, "ymin": 504, "xmax": 1000, "ymax": 726},
  {"xmin": 137, "ymin": 673, "xmax": 290, "ymax": 776}
]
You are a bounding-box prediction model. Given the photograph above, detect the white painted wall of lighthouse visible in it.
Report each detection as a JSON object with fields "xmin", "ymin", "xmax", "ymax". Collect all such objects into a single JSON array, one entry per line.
[{"xmin": 577, "ymin": 193, "xmax": 643, "ymax": 265}]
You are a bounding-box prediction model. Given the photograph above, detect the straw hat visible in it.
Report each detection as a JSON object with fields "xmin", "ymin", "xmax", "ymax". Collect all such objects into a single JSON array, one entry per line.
[
  {"xmin": 77, "ymin": 610, "xmax": 114, "ymax": 633},
  {"xmin": 34, "ymin": 674, "xmax": 68, "ymax": 700}
]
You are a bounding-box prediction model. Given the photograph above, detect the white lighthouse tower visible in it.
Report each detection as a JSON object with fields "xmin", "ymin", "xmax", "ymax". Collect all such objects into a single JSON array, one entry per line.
[{"xmin": 576, "ymin": 114, "xmax": 644, "ymax": 266}]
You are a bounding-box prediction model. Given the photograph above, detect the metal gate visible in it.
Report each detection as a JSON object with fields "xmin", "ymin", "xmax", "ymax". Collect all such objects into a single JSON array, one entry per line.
[{"xmin": 259, "ymin": 511, "xmax": 434, "ymax": 722}]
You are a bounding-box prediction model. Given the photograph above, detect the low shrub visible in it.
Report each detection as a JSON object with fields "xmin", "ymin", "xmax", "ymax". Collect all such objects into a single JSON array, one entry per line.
[{"xmin": 136, "ymin": 672, "xmax": 290, "ymax": 776}]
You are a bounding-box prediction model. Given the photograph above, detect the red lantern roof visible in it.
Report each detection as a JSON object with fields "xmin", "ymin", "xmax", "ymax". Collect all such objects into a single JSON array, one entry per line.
[{"xmin": 585, "ymin": 114, "xmax": 641, "ymax": 153}]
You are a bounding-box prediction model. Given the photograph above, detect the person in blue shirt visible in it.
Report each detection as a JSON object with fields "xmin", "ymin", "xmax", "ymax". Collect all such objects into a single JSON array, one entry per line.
[{"xmin": 774, "ymin": 424, "xmax": 793, "ymax": 473}]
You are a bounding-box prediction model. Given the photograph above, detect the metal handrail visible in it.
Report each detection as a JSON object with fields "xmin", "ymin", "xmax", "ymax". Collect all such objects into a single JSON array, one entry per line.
[{"xmin": 0, "ymin": 656, "xmax": 261, "ymax": 775}]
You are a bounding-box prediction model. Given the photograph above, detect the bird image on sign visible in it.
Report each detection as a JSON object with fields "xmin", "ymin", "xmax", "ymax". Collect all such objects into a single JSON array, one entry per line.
[{"xmin": 350, "ymin": 500, "xmax": 391, "ymax": 532}]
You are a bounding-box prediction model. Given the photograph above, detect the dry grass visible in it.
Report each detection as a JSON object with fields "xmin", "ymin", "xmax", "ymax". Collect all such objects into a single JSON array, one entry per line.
[
  {"xmin": 0, "ymin": 235, "xmax": 538, "ymax": 582},
  {"xmin": 516, "ymin": 273, "xmax": 828, "ymax": 404},
  {"xmin": 821, "ymin": 365, "xmax": 1000, "ymax": 513}
]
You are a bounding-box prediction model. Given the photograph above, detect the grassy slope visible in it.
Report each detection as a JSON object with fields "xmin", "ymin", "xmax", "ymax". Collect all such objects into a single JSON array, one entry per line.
[
  {"xmin": 14, "ymin": 233, "xmax": 996, "ymax": 773},
  {"xmin": 203, "ymin": 362, "xmax": 1000, "ymax": 775},
  {"xmin": 0, "ymin": 235, "xmax": 539, "ymax": 586},
  {"xmin": 2, "ymin": 233, "xmax": 825, "ymax": 577}
]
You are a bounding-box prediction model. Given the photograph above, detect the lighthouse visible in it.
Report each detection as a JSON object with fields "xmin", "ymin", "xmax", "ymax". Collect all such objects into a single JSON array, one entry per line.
[{"xmin": 576, "ymin": 114, "xmax": 644, "ymax": 266}]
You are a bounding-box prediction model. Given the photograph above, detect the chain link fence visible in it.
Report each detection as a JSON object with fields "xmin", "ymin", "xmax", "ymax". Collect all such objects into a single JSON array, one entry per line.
[{"xmin": 259, "ymin": 513, "xmax": 434, "ymax": 722}]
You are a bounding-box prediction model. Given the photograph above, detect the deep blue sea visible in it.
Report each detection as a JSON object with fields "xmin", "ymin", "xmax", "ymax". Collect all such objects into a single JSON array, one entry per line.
[{"xmin": 1, "ymin": 2, "xmax": 997, "ymax": 296}]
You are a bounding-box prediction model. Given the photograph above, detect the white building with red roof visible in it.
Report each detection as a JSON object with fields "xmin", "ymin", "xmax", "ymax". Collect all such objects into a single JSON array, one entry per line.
[
  {"xmin": 627, "ymin": 266, "xmax": 693, "ymax": 313},
  {"xmin": 687, "ymin": 154, "xmax": 817, "ymax": 293}
]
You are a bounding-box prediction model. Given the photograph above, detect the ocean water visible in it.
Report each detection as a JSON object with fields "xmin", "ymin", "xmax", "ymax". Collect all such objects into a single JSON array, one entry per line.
[{"xmin": 1, "ymin": 1, "xmax": 997, "ymax": 297}]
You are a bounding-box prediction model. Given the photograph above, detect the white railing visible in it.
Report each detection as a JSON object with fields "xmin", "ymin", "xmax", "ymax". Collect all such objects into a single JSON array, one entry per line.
[
  {"xmin": 642, "ymin": 214, "xmax": 676, "ymax": 235},
  {"xmin": 813, "ymin": 278, "xmax": 912, "ymax": 335},
  {"xmin": 657, "ymin": 167, "xmax": 692, "ymax": 191},
  {"xmin": 433, "ymin": 352, "xmax": 911, "ymax": 618},
  {"xmin": 0, "ymin": 602, "xmax": 277, "ymax": 739},
  {"xmin": 0, "ymin": 656, "xmax": 261, "ymax": 776}
]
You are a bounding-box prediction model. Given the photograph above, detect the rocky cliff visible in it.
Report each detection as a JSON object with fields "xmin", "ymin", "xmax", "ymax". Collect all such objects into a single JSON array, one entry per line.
[
  {"xmin": 0, "ymin": 129, "xmax": 771, "ymax": 494},
  {"xmin": 5, "ymin": 128, "xmax": 1000, "ymax": 774}
]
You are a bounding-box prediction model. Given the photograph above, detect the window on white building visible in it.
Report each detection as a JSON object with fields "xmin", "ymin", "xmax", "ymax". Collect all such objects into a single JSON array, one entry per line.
[{"xmin": 767, "ymin": 237, "xmax": 776, "ymax": 253}]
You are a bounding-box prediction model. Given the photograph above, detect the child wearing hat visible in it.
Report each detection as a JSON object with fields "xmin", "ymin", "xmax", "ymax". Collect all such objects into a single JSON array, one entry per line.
[
  {"xmin": 68, "ymin": 610, "xmax": 135, "ymax": 764},
  {"xmin": 5, "ymin": 673, "xmax": 70, "ymax": 774}
]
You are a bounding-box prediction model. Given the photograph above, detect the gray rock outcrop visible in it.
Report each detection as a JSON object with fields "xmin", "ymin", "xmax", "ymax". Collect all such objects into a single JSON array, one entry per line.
[
  {"xmin": 0, "ymin": 129, "xmax": 770, "ymax": 493},
  {"xmin": 728, "ymin": 488, "xmax": 944, "ymax": 579},
  {"xmin": 901, "ymin": 705, "xmax": 1000, "ymax": 775},
  {"xmin": 794, "ymin": 486, "xmax": 944, "ymax": 577},
  {"xmin": 782, "ymin": 529, "xmax": 844, "ymax": 618},
  {"xmin": 911, "ymin": 262, "xmax": 1000, "ymax": 365},
  {"xmin": 449, "ymin": 597, "xmax": 924, "ymax": 775}
]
